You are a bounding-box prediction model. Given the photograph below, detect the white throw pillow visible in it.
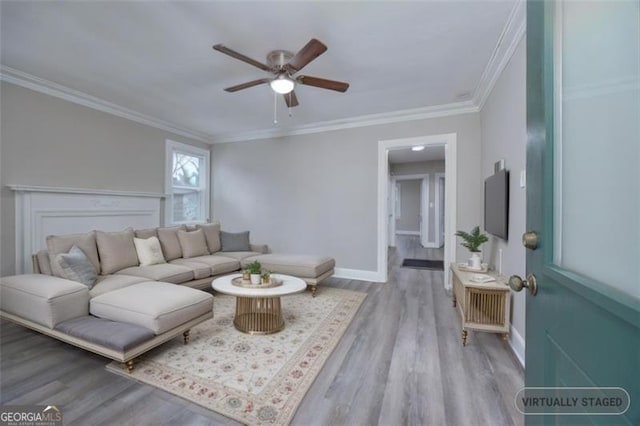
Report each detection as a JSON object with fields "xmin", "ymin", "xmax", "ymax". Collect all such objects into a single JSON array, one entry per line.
[{"xmin": 133, "ymin": 236, "xmax": 166, "ymax": 266}]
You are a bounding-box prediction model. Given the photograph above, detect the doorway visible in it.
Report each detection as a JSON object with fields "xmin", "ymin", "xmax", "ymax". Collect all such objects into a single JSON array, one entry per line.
[
  {"xmin": 389, "ymin": 175, "xmax": 430, "ymax": 248},
  {"xmin": 377, "ymin": 133, "xmax": 457, "ymax": 287}
]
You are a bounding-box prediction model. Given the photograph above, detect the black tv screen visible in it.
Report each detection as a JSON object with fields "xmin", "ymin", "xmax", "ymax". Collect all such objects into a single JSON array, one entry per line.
[{"xmin": 484, "ymin": 169, "xmax": 509, "ymax": 240}]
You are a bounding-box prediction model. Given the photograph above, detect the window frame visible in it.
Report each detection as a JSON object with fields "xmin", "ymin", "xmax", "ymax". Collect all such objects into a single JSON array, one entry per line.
[{"xmin": 165, "ymin": 139, "xmax": 210, "ymax": 225}]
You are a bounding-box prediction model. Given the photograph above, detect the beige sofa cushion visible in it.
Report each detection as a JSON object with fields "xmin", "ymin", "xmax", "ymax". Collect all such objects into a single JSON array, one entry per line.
[
  {"xmin": 134, "ymin": 228, "xmax": 158, "ymax": 239},
  {"xmin": 176, "ymin": 254, "xmax": 240, "ymax": 275},
  {"xmin": 47, "ymin": 231, "xmax": 101, "ymax": 275},
  {"xmin": 157, "ymin": 226, "xmax": 187, "ymax": 261},
  {"xmin": 177, "ymin": 229, "xmax": 209, "ymax": 259},
  {"xmin": 196, "ymin": 222, "xmax": 221, "ymax": 253},
  {"xmin": 133, "ymin": 236, "xmax": 166, "ymax": 266},
  {"xmin": 0, "ymin": 274, "xmax": 89, "ymax": 328},
  {"xmin": 241, "ymin": 254, "xmax": 335, "ymax": 278},
  {"xmin": 35, "ymin": 250, "xmax": 53, "ymax": 275},
  {"xmin": 169, "ymin": 259, "xmax": 213, "ymax": 279},
  {"xmin": 115, "ymin": 264, "xmax": 194, "ymax": 284},
  {"xmin": 216, "ymin": 251, "xmax": 263, "ymax": 261},
  {"xmin": 90, "ymin": 282, "xmax": 213, "ymax": 334},
  {"xmin": 95, "ymin": 228, "xmax": 139, "ymax": 275},
  {"xmin": 89, "ymin": 274, "xmax": 148, "ymax": 298}
]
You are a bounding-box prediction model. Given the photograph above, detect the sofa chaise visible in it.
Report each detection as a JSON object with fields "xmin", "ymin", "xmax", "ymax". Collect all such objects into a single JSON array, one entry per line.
[{"xmin": 0, "ymin": 223, "xmax": 335, "ymax": 371}]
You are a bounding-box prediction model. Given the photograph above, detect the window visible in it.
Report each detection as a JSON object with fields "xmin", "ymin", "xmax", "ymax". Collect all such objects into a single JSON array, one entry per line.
[{"xmin": 165, "ymin": 140, "xmax": 210, "ymax": 225}]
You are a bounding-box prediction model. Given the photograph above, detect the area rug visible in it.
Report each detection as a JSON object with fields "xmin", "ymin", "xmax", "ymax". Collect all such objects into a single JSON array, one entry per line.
[
  {"xmin": 107, "ymin": 287, "xmax": 366, "ymax": 425},
  {"xmin": 402, "ymin": 258, "xmax": 444, "ymax": 270}
]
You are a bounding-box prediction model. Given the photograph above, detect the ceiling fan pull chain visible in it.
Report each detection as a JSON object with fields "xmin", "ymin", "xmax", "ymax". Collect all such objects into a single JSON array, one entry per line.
[
  {"xmin": 273, "ymin": 91, "xmax": 278, "ymax": 124},
  {"xmin": 288, "ymin": 94, "xmax": 293, "ymax": 118}
]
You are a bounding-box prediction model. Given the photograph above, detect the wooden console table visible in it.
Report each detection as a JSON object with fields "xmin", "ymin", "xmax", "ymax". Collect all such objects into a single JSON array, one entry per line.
[{"xmin": 450, "ymin": 263, "xmax": 511, "ymax": 346}]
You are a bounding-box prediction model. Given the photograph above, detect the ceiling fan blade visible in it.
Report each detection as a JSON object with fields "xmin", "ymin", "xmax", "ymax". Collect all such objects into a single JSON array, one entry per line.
[
  {"xmin": 213, "ymin": 44, "xmax": 272, "ymax": 72},
  {"xmin": 224, "ymin": 78, "xmax": 271, "ymax": 92},
  {"xmin": 297, "ymin": 75, "xmax": 349, "ymax": 93},
  {"xmin": 285, "ymin": 39, "xmax": 327, "ymax": 72},
  {"xmin": 283, "ymin": 91, "xmax": 299, "ymax": 108}
]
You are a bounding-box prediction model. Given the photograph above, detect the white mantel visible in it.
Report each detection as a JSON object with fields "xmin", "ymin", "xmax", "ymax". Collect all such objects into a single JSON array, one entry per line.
[{"xmin": 9, "ymin": 185, "xmax": 165, "ymax": 274}]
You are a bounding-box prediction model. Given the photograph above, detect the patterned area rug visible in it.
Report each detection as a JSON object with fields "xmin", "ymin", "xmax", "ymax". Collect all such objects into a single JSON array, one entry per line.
[{"xmin": 107, "ymin": 287, "xmax": 366, "ymax": 425}]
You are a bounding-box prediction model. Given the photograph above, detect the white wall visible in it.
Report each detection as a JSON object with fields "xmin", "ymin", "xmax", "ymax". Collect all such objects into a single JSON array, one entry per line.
[
  {"xmin": 480, "ymin": 37, "xmax": 526, "ymax": 364},
  {"xmin": 0, "ymin": 82, "xmax": 209, "ymax": 276},
  {"xmin": 212, "ymin": 113, "xmax": 482, "ymax": 275}
]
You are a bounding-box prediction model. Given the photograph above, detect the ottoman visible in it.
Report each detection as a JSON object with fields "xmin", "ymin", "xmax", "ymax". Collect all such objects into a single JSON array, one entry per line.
[
  {"xmin": 241, "ymin": 254, "xmax": 335, "ymax": 297},
  {"xmin": 90, "ymin": 281, "xmax": 213, "ymax": 335}
]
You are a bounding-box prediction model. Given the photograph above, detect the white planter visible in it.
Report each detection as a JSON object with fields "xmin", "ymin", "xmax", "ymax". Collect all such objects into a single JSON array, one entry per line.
[
  {"xmin": 469, "ymin": 252, "xmax": 482, "ymax": 270},
  {"xmin": 250, "ymin": 274, "xmax": 262, "ymax": 285}
]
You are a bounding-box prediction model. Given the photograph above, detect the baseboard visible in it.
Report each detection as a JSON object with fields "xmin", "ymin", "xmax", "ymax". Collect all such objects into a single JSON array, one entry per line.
[
  {"xmin": 395, "ymin": 230, "xmax": 420, "ymax": 236},
  {"xmin": 508, "ymin": 324, "xmax": 525, "ymax": 368},
  {"xmin": 333, "ymin": 268, "xmax": 385, "ymax": 283}
]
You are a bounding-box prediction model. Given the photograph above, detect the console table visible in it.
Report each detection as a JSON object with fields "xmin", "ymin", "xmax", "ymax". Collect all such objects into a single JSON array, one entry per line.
[{"xmin": 450, "ymin": 263, "xmax": 511, "ymax": 346}]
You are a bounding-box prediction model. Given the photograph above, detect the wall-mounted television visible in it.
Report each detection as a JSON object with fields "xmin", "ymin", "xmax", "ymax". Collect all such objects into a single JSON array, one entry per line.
[{"xmin": 484, "ymin": 169, "xmax": 509, "ymax": 240}]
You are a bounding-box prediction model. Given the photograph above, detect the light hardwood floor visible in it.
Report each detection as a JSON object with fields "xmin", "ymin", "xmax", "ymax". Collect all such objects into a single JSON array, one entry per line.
[{"xmin": 0, "ymin": 236, "xmax": 524, "ymax": 425}]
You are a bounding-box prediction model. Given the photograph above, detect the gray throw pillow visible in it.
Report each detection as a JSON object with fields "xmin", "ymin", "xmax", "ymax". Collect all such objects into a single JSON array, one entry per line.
[
  {"xmin": 53, "ymin": 245, "xmax": 98, "ymax": 288},
  {"xmin": 220, "ymin": 231, "xmax": 250, "ymax": 252}
]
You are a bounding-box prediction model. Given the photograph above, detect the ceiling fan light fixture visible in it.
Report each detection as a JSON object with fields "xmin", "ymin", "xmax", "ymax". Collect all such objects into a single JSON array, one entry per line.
[
  {"xmin": 270, "ymin": 75, "xmax": 295, "ymax": 94},
  {"xmin": 411, "ymin": 145, "xmax": 426, "ymax": 152}
]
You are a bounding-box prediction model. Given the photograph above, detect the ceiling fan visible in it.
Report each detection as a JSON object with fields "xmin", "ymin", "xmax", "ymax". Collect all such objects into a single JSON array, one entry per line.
[{"xmin": 212, "ymin": 38, "xmax": 349, "ymax": 108}]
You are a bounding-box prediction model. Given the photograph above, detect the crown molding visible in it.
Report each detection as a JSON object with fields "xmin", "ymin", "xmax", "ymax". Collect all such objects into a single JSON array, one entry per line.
[
  {"xmin": 1, "ymin": 1, "xmax": 524, "ymax": 147},
  {"xmin": 0, "ymin": 65, "xmax": 214, "ymax": 143},
  {"xmin": 472, "ymin": 0, "xmax": 526, "ymax": 109},
  {"xmin": 211, "ymin": 101, "xmax": 479, "ymax": 143}
]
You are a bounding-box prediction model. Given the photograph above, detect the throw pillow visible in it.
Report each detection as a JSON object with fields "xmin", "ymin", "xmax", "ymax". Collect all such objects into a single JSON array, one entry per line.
[
  {"xmin": 157, "ymin": 225, "xmax": 187, "ymax": 261},
  {"xmin": 134, "ymin": 228, "xmax": 158, "ymax": 239},
  {"xmin": 95, "ymin": 228, "xmax": 139, "ymax": 275},
  {"xmin": 196, "ymin": 222, "xmax": 221, "ymax": 253},
  {"xmin": 47, "ymin": 231, "xmax": 101, "ymax": 276},
  {"xmin": 53, "ymin": 245, "xmax": 98, "ymax": 288},
  {"xmin": 220, "ymin": 230, "xmax": 251, "ymax": 252},
  {"xmin": 177, "ymin": 229, "xmax": 209, "ymax": 258},
  {"xmin": 133, "ymin": 236, "xmax": 166, "ymax": 266}
]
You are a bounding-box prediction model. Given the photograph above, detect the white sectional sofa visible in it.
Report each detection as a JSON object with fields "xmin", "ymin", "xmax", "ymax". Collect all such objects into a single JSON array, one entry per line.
[{"xmin": 0, "ymin": 222, "xmax": 335, "ymax": 371}]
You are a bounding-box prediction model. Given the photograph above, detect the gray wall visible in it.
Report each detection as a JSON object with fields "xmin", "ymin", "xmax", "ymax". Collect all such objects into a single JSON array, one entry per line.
[
  {"xmin": 391, "ymin": 160, "xmax": 445, "ymax": 242},
  {"xmin": 396, "ymin": 179, "xmax": 421, "ymax": 232},
  {"xmin": 480, "ymin": 38, "xmax": 526, "ymax": 350},
  {"xmin": 212, "ymin": 113, "xmax": 482, "ymax": 273},
  {"xmin": 0, "ymin": 82, "xmax": 209, "ymax": 276}
]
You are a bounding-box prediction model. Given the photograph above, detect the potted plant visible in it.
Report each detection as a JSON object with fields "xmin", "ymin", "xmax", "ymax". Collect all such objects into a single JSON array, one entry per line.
[
  {"xmin": 455, "ymin": 226, "xmax": 488, "ymax": 270},
  {"xmin": 242, "ymin": 269, "xmax": 251, "ymax": 281},
  {"xmin": 261, "ymin": 271, "xmax": 271, "ymax": 285},
  {"xmin": 246, "ymin": 260, "xmax": 262, "ymax": 285}
]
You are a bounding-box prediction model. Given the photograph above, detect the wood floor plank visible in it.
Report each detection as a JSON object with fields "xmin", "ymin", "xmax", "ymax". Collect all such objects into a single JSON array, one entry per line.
[{"xmin": 0, "ymin": 236, "xmax": 523, "ymax": 425}]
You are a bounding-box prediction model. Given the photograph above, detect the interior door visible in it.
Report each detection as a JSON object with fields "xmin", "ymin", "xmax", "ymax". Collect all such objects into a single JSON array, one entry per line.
[{"xmin": 524, "ymin": 1, "xmax": 639, "ymax": 425}]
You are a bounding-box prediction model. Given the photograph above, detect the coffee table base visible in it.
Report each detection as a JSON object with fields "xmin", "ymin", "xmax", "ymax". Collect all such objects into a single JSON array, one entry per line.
[{"xmin": 234, "ymin": 296, "xmax": 284, "ymax": 335}]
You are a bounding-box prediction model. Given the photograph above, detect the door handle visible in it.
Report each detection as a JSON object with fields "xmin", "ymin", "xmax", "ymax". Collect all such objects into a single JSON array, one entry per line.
[
  {"xmin": 522, "ymin": 231, "xmax": 538, "ymax": 250},
  {"xmin": 509, "ymin": 273, "xmax": 537, "ymax": 296}
]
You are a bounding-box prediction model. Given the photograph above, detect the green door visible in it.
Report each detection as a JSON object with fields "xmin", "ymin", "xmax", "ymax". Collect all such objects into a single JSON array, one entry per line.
[{"xmin": 524, "ymin": 0, "xmax": 639, "ymax": 425}]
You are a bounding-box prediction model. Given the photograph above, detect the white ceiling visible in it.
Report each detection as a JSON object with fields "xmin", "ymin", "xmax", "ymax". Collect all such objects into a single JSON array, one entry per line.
[
  {"xmin": 388, "ymin": 145, "xmax": 446, "ymax": 164},
  {"xmin": 0, "ymin": 1, "xmax": 519, "ymax": 143}
]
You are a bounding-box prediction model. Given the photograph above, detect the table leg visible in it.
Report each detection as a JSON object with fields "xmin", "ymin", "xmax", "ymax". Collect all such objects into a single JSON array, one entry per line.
[
  {"xmin": 462, "ymin": 329, "xmax": 468, "ymax": 346},
  {"xmin": 234, "ymin": 296, "xmax": 284, "ymax": 334}
]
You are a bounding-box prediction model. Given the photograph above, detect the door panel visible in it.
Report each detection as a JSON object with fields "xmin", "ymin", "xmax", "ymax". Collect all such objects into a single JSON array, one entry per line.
[{"xmin": 526, "ymin": 1, "xmax": 640, "ymax": 425}]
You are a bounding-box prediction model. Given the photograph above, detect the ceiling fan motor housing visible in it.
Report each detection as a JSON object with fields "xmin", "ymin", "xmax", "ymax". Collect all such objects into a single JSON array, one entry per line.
[{"xmin": 267, "ymin": 50, "xmax": 294, "ymax": 71}]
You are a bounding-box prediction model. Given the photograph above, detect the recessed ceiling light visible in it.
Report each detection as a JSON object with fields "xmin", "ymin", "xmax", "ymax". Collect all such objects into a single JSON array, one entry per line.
[{"xmin": 411, "ymin": 146, "xmax": 425, "ymax": 152}]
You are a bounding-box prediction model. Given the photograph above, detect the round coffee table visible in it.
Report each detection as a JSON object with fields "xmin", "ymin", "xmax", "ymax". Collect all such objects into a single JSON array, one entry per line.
[{"xmin": 211, "ymin": 273, "xmax": 307, "ymax": 335}]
